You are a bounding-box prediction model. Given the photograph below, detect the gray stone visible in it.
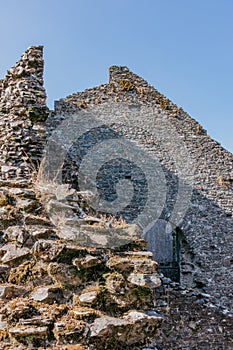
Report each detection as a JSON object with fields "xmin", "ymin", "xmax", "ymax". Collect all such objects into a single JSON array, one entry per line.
[
  {"xmin": 31, "ymin": 286, "xmax": 63, "ymax": 304},
  {"xmin": 0, "ymin": 244, "xmax": 30, "ymax": 266},
  {"xmin": 127, "ymin": 273, "xmax": 161, "ymax": 288},
  {"xmin": 15, "ymin": 198, "xmax": 37, "ymax": 211},
  {"xmin": 90, "ymin": 316, "xmax": 128, "ymax": 337},
  {"xmin": 27, "ymin": 225, "xmax": 57, "ymax": 239},
  {"xmin": 4, "ymin": 226, "xmax": 34, "ymax": 246},
  {"xmin": 55, "ymin": 184, "xmax": 76, "ymax": 201},
  {"xmin": 77, "ymin": 224, "xmax": 141, "ymax": 248},
  {"xmin": 78, "ymin": 290, "xmax": 98, "ymax": 305},
  {"xmin": 90, "ymin": 310, "xmax": 163, "ymax": 345}
]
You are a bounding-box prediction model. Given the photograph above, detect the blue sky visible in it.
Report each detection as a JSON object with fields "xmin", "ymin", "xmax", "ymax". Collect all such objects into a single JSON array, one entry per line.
[{"xmin": 0, "ymin": 0, "xmax": 232, "ymax": 152}]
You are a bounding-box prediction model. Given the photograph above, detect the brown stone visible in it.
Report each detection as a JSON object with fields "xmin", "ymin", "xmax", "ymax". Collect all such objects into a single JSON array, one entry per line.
[
  {"xmin": 1, "ymin": 300, "xmax": 34, "ymax": 322},
  {"xmin": 0, "ymin": 265, "xmax": 11, "ymax": 283},
  {"xmin": 0, "ymin": 193, "xmax": 8, "ymax": 207},
  {"xmin": 9, "ymin": 325, "xmax": 48, "ymax": 345},
  {"xmin": 8, "ymin": 260, "xmax": 53, "ymax": 286},
  {"xmin": 24, "ymin": 214, "xmax": 51, "ymax": 226},
  {"xmin": 106, "ymin": 252, "xmax": 158, "ymax": 274},
  {"xmin": 68, "ymin": 306, "xmax": 99, "ymax": 321},
  {"xmin": 48, "ymin": 262, "xmax": 82, "ymax": 287},
  {"xmin": 53, "ymin": 317, "xmax": 86, "ymax": 343},
  {"xmin": 0, "ymin": 285, "xmax": 27, "ymax": 300},
  {"xmin": 32, "ymin": 240, "xmax": 65, "ymax": 262}
]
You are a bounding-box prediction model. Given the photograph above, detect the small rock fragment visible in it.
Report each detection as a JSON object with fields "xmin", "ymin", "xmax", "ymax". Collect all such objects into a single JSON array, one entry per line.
[
  {"xmin": 127, "ymin": 273, "xmax": 161, "ymax": 288},
  {"xmin": 31, "ymin": 285, "xmax": 63, "ymax": 304},
  {"xmin": 78, "ymin": 290, "xmax": 98, "ymax": 306},
  {"xmin": 73, "ymin": 255, "xmax": 102, "ymax": 269},
  {"xmin": 32, "ymin": 240, "xmax": 65, "ymax": 262},
  {"xmin": 53, "ymin": 318, "xmax": 86, "ymax": 343}
]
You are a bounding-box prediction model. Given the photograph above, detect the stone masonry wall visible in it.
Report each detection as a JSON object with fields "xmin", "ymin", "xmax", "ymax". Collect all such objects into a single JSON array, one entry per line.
[
  {"xmin": 54, "ymin": 66, "xmax": 233, "ymax": 312},
  {"xmin": 0, "ymin": 46, "xmax": 49, "ymax": 181},
  {"xmin": 0, "ymin": 47, "xmax": 165, "ymax": 350},
  {"xmin": 0, "ymin": 47, "xmax": 232, "ymax": 349}
]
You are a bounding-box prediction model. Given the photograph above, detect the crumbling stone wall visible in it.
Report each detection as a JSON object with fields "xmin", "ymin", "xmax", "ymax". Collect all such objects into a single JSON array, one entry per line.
[
  {"xmin": 54, "ymin": 66, "xmax": 233, "ymax": 312},
  {"xmin": 0, "ymin": 46, "xmax": 49, "ymax": 181},
  {"xmin": 0, "ymin": 47, "xmax": 232, "ymax": 349},
  {"xmin": 0, "ymin": 47, "xmax": 164, "ymax": 350}
]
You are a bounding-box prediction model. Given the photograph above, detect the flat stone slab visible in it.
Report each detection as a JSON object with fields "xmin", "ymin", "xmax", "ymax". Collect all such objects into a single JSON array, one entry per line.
[
  {"xmin": 9, "ymin": 325, "xmax": 48, "ymax": 337},
  {"xmin": 78, "ymin": 290, "xmax": 98, "ymax": 305},
  {"xmin": 31, "ymin": 286, "xmax": 63, "ymax": 304},
  {"xmin": 90, "ymin": 310, "xmax": 163, "ymax": 345},
  {"xmin": 0, "ymin": 244, "xmax": 30, "ymax": 266},
  {"xmin": 127, "ymin": 273, "xmax": 161, "ymax": 288},
  {"xmin": 77, "ymin": 223, "xmax": 141, "ymax": 248}
]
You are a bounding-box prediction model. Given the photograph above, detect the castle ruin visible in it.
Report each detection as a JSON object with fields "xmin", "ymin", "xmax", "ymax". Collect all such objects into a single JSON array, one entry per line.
[{"xmin": 0, "ymin": 46, "xmax": 232, "ymax": 349}]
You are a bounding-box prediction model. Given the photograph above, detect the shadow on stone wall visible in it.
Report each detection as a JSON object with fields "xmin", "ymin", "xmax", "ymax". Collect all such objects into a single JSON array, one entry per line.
[{"xmin": 52, "ymin": 123, "xmax": 233, "ymax": 311}]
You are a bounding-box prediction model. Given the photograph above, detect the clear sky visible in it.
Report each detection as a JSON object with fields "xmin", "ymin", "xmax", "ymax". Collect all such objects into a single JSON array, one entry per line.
[{"xmin": 0, "ymin": 0, "xmax": 232, "ymax": 152}]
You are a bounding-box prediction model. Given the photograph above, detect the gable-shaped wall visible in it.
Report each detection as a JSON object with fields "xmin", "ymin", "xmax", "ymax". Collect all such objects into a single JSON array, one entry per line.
[{"xmin": 54, "ymin": 66, "xmax": 233, "ymax": 310}]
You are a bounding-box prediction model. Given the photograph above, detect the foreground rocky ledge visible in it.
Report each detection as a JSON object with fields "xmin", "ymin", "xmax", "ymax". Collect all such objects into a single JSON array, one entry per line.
[{"xmin": 0, "ymin": 181, "xmax": 164, "ymax": 349}]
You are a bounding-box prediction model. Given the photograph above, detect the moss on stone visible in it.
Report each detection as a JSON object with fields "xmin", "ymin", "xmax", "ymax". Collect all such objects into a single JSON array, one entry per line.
[
  {"xmin": 118, "ymin": 80, "xmax": 135, "ymax": 91},
  {"xmin": 160, "ymin": 98, "xmax": 168, "ymax": 110}
]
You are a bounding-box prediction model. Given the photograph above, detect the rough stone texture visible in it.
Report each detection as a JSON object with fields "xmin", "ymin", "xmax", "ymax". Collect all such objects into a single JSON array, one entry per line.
[
  {"xmin": 89, "ymin": 311, "xmax": 163, "ymax": 349},
  {"xmin": 54, "ymin": 65, "xmax": 233, "ymax": 310},
  {"xmin": 0, "ymin": 46, "xmax": 49, "ymax": 182},
  {"xmin": 153, "ymin": 277, "xmax": 233, "ymax": 350},
  {"xmin": 0, "ymin": 47, "xmax": 232, "ymax": 349},
  {"xmin": 0, "ymin": 285, "xmax": 26, "ymax": 300},
  {"xmin": 0, "ymin": 235, "xmax": 162, "ymax": 349}
]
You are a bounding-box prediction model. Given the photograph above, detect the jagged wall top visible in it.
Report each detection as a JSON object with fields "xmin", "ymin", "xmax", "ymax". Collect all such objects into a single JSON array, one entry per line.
[
  {"xmin": 54, "ymin": 63, "xmax": 233, "ymax": 310},
  {"xmin": 0, "ymin": 46, "xmax": 49, "ymax": 181},
  {"xmin": 0, "ymin": 46, "xmax": 233, "ymax": 309},
  {"xmin": 0, "ymin": 46, "xmax": 232, "ymax": 349}
]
